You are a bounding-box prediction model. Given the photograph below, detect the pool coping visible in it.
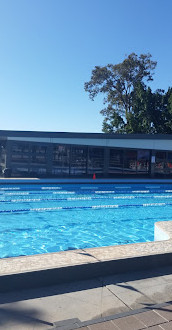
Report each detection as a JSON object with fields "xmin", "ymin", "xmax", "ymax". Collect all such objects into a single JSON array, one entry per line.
[
  {"xmin": 0, "ymin": 221, "xmax": 172, "ymax": 292},
  {"xmin": 2, "ymin": 177, "xmax": 172, "ymax": 184}
]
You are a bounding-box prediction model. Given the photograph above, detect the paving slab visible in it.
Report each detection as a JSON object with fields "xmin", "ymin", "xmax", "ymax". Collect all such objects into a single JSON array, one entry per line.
[
  {"xmin": 105, "ymin": 282, "xmax": 155, "ymax": 309},
  {"xmin": 135, "ymin": 283, "xmax": 172, "ymax": 304},
  {"xmin": 126, "ymin": 275, "xmax": 167, "ymax": 289},
  {"xmin": 134, "ymin": 310, "xmax": 167, "ymax": 327},
  {"xmin": 153, "ymin": 303, "xmax": 172, "ymax": 321},
  {"xmin": 112, "ymin": 315, "xmax": 146, "ymax": 330},
  {"xmin": 0, "ymin": 277, "xmax": 128, "ymax": 329},
  {"xmin": 88, "ymin": 320, "xmax": 118, "ymax": 329},
  {"xmin": 161, "ymin": 321, "xmax": 172, "ymax": 329}
]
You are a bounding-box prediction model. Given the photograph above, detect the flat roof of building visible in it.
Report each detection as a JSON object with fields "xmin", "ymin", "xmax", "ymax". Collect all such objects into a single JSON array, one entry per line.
[{"xmin": 1, "ymin": 129, "xmax": 172, "ymax": 140}]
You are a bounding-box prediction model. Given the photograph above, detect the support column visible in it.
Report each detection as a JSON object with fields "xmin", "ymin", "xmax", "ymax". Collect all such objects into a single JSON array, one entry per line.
[
  {"xmin": 46, "ymin": 144, "xmax": 53, "ymax": 177},
  {"xmin": 150, "ymin": 150, "xmax": 155, "ymax": 178},
  {"xmin": 104, "ymin": 147, "xmax": 109, "ymax": 177}
]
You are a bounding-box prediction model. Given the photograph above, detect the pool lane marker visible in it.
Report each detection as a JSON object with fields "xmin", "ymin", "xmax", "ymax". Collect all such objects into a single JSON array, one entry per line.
[
  {"xmin": 0, "ymin": 187, "xmax": 20, "ymax": 190},
  {"xmin": 132, "ymin": 190, "xmax": 149, "ymax": 193},
  {"xmin": 53, "ymin": 191, "xmax": 75, "ymax": 194},
  {"xmin": 0, "ymin": 195, "xmax": 136, "ymax": 203},
  {"xmin": 67, "ymin": 197, "xmax": 92, "ymax": 200},
  {"xmin": 95, "ymin": 191, "xmax": 115, "ymax": 194},
  {"xmin": 2, "ymin": 191, "xmax": 75, "ymax": 196},
  {"xmin": 1, "ymin": 202, "xmax": 172, "ymax": 213},
  {"xmin": 41, "ymin": 187, "xmax": 62, "ymax": 190},
  {"xmin": 145, "ymin": 185, "xmax": 161, "ymax": 188},
  {"xmin": 5, "ymin": 192, "xmax": 30, "ymax": 196},
  {"xmin": 81, "ymin": 187, "xmax": 98, "ymax": 189},
  {"xmin": 145, "ymin": 202, "xmax": 167, "ymax": 206},
  {"xmin": 2, "ymin": 189, "xmax": 172, "ymax": 197},
  {"xmin": 113, "ymin": 196, "xmax": 135, "ymax": 199},
  {"xmin": 154, "ymin": 195, "xmax": 172, "ymax": 198},
  {"xmin": 2, "ymin": 194, "xmax": 172, "ymax": 203},
  {"xmin": 95, "ymin": 190, "xmax": 150, "ymax": 194},
  {"xmin": 92, "ymin": 205, "xmax": 118, "ymax": 209},
  {"xmin": 115, "ymin": 186, "xmax": 131, "ymax": 189}
]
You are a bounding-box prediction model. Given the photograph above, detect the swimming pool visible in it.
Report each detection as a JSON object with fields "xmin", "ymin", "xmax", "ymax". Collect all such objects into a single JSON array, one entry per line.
[{"xmin": 0, "ymin": 183, "xmax": 172, "ymax": 258}]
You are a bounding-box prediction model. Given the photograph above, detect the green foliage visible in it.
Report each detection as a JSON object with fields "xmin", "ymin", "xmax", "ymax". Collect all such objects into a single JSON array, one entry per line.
[{"xmin": 84, "ymin": 53, "xmax": 172, "ymax": 133}]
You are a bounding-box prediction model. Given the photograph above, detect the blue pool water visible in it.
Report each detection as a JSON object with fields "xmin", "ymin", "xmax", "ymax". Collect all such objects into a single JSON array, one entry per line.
[{"xmin": 0, "ymin": 183, "xmax": 172, "ymax": 258}]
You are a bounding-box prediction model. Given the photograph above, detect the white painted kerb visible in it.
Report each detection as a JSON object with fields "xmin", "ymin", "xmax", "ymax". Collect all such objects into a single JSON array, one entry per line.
[{"xmin": 154, "ymin": 221, "xmax": 172, "ymax": 241}]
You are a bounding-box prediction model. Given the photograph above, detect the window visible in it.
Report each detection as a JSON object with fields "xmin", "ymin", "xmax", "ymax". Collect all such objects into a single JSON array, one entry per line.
[
  {"xmin": 52, "ymin": 145, "xmax": 70, "ymax": 175},
  {"xmin": 137, "ymin": 150, "xmax": 150, "ymax": 173},
  {"xmin": 88, "ymin": 148, "xmax": 104, "ymax": 174},
  {"xmin": 30, "ymin": 167, "xmax": 47, "ymax": 176},
  {"xmin": 11, "ymin": 143, "xmax": 30, "ymax": 163},
  {"xmin": 12, "ymin": 144, "xmax": 29, "ymax": 153},
  {"xmin": 155, "ymin": 151, "xmax": 166, "ymax": 174},
  {"xmin": 123, "ymin": 150, "xmax": 137, "ymax": 174},
  {"xmin": 12, "ymin": 167, "xmax": 29, "ymax": 177},
  {"xmin": 70, "ymin": 146, "xmax": 87, "ymax": 175},
  {"xmin": 109, "ymin": 149, "xmax": 123, "ymax": 174},
  {"xmin": 165, "ymin": 152, "xmax": 172, "ymax": 174},
  {"xmin": 31, "ymin": 146, "xmax": 47, "ymax": 154},
  {"xmin": 11, "ymin": 154, "xmax": 29, "ymax": 163},
  {"xmin": 31, "ymin": 145, "xmax": 47, "ymax": 164}
]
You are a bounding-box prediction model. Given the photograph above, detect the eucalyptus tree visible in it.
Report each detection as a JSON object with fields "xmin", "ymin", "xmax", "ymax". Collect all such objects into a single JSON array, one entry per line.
[{"xmin": 85, "ymin": 53, "xmax": 157, "ymax": 132}]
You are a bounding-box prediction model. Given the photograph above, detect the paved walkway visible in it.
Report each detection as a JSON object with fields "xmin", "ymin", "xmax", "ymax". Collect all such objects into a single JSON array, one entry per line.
[
  {"xmin": 0, "ymin": 265, "xmax": 172, "ymax": 329},
  {"xmin": 52, "ymin": 302, "xmax": 172, "ymax": 329}
]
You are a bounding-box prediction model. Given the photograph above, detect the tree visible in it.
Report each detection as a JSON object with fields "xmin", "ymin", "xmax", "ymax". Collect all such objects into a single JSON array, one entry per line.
[
  {"xmin": 158, "ymin": 87, "xmax": 172, "ymax": 133},
  {"xmin": 126, "ymin": 83, "xmax": 154, "ymax": 133},
  {"xmin": 84, "ymin": 53, "xmax": 157, "ymax": 133},
  {"xmin": 128, "ymin": 87, "xmax": 172, "ymax": 134}
]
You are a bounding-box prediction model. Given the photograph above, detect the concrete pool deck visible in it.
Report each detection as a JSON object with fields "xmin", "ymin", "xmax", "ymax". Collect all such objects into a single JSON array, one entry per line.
[{"xmin": 0, "ymin": 265, "xmax": 172, "ymax": 329}]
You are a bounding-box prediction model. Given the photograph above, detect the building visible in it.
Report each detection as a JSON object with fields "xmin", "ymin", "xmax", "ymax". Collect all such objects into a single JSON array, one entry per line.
[{"xmin": 0, "ymin": 130, "xmax": 172, "ymax": 178}]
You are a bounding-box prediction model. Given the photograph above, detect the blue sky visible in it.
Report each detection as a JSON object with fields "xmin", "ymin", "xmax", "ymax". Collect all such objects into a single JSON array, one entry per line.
[{"xmin": 0, "ymin": 0, "xmax": 172, "ymax": 133}]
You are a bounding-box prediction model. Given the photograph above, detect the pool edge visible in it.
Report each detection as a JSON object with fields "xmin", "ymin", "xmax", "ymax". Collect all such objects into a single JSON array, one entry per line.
[{"xmin": 0, "ymin": 221, "xmax": 172, "ymax": 292}]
